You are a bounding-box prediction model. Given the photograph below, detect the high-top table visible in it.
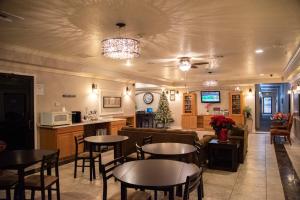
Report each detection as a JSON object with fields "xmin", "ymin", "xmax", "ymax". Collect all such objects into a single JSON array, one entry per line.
[
  {"xmin": 113, "ymin": 159, "xmax": 200, "ymax": 200},
  {"xmin": 84, "ymin": 135, "xmax": 128, "ymax": 181},
  {"xmin": 0, "ymin": 149, "xmax": 55, "ymax": 200}
]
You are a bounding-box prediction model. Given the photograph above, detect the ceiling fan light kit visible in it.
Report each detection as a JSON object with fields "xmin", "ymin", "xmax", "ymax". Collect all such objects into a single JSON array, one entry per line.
[{"xmin": 178, "ymin": 59, "xmax": 192, "ymax": 72}]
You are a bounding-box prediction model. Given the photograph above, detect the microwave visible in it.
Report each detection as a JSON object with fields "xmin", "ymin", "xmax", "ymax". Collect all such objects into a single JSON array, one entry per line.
[{"xmin": 40, "ymin": 112, "xmax": 72, "ymax": 126}]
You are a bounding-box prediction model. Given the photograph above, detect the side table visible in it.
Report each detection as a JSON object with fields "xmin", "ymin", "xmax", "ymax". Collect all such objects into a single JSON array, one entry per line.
[{"xmin": 208, "ymin": 139, "xmax": 240, "ymax": 172}]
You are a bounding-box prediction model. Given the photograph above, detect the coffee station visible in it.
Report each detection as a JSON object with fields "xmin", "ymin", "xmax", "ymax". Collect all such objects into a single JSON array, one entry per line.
[{"xmin": 38, "ymin": 110, "xmax": 134, "ymax": 160}]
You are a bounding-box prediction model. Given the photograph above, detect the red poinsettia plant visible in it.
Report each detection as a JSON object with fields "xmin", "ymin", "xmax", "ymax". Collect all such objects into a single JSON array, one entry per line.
[
  {"xmin": 210, "ymin": 115, "xmax": 236, "ymax": 133},
  {"xmin": 271, "ymin": 112, "xmax": 288, "ymax": 121}
]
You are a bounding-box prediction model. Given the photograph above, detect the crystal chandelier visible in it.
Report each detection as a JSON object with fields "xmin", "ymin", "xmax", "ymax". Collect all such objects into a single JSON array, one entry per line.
[{"xmin": 102, "ymin": 23, "xmax": 140, "ymax": 59}]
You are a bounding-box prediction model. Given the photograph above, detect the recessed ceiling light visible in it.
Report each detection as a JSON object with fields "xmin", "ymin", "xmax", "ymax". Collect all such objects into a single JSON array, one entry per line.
[
  {"xmin": 259, "ymin": 73, "xmax": 264, "ymax": 76},
  {"xmin": 125, "ymin": 60, "xmax": 132, "ymax": 66},
  {"xmin": 255, "ymin": 49, "xmax": 264, "ymax": 54}
]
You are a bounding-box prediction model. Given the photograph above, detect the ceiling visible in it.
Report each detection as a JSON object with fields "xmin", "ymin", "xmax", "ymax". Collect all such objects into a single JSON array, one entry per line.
[{"xmin": 0, "ymin": 0, "xmax": 300, "ymax": 87}]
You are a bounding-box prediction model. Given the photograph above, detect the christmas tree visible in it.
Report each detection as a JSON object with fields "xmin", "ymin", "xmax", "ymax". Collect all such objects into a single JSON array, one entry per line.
[{"xmin": 155, "ymin": 92, "xmax": 173, "ymax": 127}]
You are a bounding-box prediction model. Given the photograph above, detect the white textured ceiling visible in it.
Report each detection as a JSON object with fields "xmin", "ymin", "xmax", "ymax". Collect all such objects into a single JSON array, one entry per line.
[{"xmin": 0, "ymin": 0, "xmax": 300, "ymax": 86}]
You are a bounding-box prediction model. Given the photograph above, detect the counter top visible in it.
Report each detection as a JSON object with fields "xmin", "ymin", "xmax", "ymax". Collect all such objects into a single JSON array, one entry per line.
[{"xmin": 39, "ymin": 118, "xmax": 126, "ymax": 129}]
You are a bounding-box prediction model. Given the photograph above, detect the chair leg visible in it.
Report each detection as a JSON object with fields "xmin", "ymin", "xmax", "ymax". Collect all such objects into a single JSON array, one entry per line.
[
  {"xmin": 56, "ymin": 180, "xmax": 61, "ymax": 200},
  {"xmin": 48, "ymin": 188, "xmax": 52, "ymax": 200},
  {"xmin": 74, "ymin": 158, "xmax": 78, "ymax": 178},
  {"xmin": 197, "ymin": 184, "xmax": 202, "ymax": 200},
  {"xmin": 103, "ymin": 180, "xmax": 107, "ymax": 200},
  {"xmin": 288, "ymin": 136, "xmax": 292, "ymax": 145},
  {"xmin": 82, "ymin": 159, "xmax": 85, "ymax": 173},
  {"xmin": 6, "ymin": 189, "xmax": 11, "ymax": 200},
  {"xmin": 31, "ymin": 190, "xmax": 35, "ymax": 200},
  {"xmin": 270, "ymin": 135, "xmax": 273, "ymax": 144},
  {"xmin": 41, "ymin": 189, "xmax": 46, "ymax": 200},
  {"xmin": 93, "ymin": 159, "xmax": 96, "ymax": 179}
]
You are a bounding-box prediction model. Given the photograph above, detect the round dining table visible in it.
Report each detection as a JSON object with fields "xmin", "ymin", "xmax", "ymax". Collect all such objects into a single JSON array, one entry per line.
[
  {"xmin": 84, "ymin": 135, "xmax": 128, "ymax": 181},
  {"xmin": 0, "ymin": 149, "xmax": 55, "ymax": 200},
  {"xmin": 142, "ymin": 142, "xmax": 197, "ymax": 158},
  {"xmin": 113, "ymin": 159, "xmax": 200, "ymax": 200}
]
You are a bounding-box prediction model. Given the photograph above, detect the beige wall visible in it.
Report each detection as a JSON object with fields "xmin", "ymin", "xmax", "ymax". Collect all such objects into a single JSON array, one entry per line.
[{"xmin": 0, "ymin": 64, "xmax": 135, "ymax": 148}]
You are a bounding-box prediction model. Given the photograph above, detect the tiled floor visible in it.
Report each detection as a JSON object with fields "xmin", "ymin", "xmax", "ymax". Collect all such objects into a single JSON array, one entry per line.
[{"xmin": 0, "ymin": 134, "xmax": 290, "ymax": 199}]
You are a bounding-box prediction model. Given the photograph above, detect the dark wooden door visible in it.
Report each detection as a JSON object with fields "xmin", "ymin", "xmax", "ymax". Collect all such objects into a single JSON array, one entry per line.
[{"xmin": 0, "ymin": 73, "xmax": 34, "ymax": 150}]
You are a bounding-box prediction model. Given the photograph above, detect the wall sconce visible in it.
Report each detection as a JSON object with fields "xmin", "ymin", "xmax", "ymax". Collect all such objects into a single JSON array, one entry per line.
[
  {"xmin": 287, "ymin": 89, "xmax": 292, "ymax": 94},
  {"xmin": 248, "ymin": 88, "xmax": 252, "ymax": 93},
  {"xmin": 176, "ymin": 90, "xmax": 179, "ymax": 94},
  {"xmin": 165, "ymin": 90, "xmax": 169, "ymax": 94},
  {"xmin": 125, "ymin": 86, "xmax": 131, "ymax": 96},
  {"xmin": 92, "ymin": 83, "xmax": 98, "ymax": 94}
]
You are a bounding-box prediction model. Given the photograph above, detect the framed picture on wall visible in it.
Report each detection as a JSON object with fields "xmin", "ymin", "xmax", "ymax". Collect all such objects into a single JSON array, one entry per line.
[{"xmin": 103, "ymin": 96, "xmax": 122, "ymax": 108}]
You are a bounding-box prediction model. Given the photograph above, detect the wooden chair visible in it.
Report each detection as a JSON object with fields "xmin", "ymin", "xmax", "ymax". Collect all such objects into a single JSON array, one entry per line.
[
  {"xmin": 270, "ymin": 114, "xmax": 294, "ymax": 145},
  {"xmin": 0, "ymin": 171, "xmax": 18, "ymax": 200},
  {"xmin": 142, "ymin": 135, "xmax": 153, "ymax": 145},
  {"xmin": 270, "ymin": 113, "xmax": 291, "ymax": 129},
  {"xmin": 74, "ymin": 135, "xmax": 101, "ymax": 178},
  {"xmin": 136, "ymin": 143, "xmax": 145, "ymax": 160},
  {"xmin": 24, "ymin": 150, "xmax": 60, "ymax": 200},
  {"xmin": 182, "ymin": 170, "xmax": 203, "ymax": 200},
  {"xmin": 100, "ymin": 156, "xmax": 151, "ymax": 200},
  {"xmin": 127, "ymin": 136, "xmax": 153, "ymax": 161},
  {"xmin": 194, "ymin": 145, "xmax": 205, "ymax": 198}
]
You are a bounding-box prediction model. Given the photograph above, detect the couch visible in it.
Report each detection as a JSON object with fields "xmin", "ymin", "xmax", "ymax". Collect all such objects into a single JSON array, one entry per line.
[
  {"xmin": 118, "ymin": 127, "xmax": 214, "ymax": 165},
  {"xmin": 118, "ymin": 125, "xmax": 248, "ymax": 164},
  {"xmin": 228, "ymin": 125, "xmax": 248, "ymax": 163}
]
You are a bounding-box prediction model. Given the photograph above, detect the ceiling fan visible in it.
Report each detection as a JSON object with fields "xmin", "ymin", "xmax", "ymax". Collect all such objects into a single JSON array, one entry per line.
[
  {"xmin": 148, "ymin": 55, "xmax": 223, "ymax": 72},
  {"xmin": 0, "ymin": 10, "xmax": 24, "ymax": 22}
]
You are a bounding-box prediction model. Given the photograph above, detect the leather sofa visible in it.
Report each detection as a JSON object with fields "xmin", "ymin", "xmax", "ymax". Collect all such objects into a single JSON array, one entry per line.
[
  {"xmin": 228, "ymin": 125, "xmax": 248, "ymax": 163},
  {"xmin": 118, "ymin": 125, "xmax": 248, "ymax": 164},
  {"xmin": 118, "ymin": 127, "xmax": 213, "ymax": 165}
]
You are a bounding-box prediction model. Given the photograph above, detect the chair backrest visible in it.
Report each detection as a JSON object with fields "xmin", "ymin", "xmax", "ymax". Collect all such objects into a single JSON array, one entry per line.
[
  {"xmin": 142, "ymin": 135, "xmax": 153, "ymax": 145},
  {"xmin": 136, "ymin": 143, "xmax": 145, "ymax": 160},
  {"xmin": 40, "ymin": 150, "xmax": 60, "ymax": 187},
  {"xmin": 183, "ymin": 170, "xmax": 202, "ymax": 200},
  {"xmin": 194, "ymin": 143, "xmax": 205, "ymax": 167},
  {"xmin": 101, "ymin": 156, "xmax": 125, "ymax": 181},
  {"xmin": 287, "ymin": 113, "xmax": 294, "ymax": 132},
  {"xmin": 74, "ymin": 135, "xmax": 85, "ymax": 155}
]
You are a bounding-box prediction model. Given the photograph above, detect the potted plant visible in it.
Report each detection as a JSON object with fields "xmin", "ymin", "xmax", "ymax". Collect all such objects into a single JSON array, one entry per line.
[
  {"xmin": 155, "ymin": 92, "xmax": 173, "ymax": 128},
  {"xmin": 243, "ymin": 106, "xmax": 252, "ymax": 119},
  {"xmin": 210, "ymin": 115, "xmax": 236, "ymax": 142}
]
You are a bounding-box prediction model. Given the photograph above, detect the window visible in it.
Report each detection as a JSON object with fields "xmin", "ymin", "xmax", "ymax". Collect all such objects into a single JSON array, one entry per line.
[{"xmin": 263, "ymin": 97, "xmax": 272, "ymax": 114}]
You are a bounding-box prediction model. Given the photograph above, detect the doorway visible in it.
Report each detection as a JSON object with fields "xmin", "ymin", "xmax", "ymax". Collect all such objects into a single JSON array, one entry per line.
[
  {"xmin": 0, "ymin": 73, "xmax": 34, "ymax": 150},
  {"xmin": 255, "ymin": 83, "xmax": 290, "ymax": 132}
]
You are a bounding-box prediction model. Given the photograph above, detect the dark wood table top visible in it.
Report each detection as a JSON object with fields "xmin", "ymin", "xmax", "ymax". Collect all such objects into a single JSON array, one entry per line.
[
  {"xmin": 0, "ymin": 149, "xmax": 55, "ymax": 169},
  {"xmin": 142, "ymin": 143, "xmax": 197, "ymax": 156},
  {"xmin": 113, "ymin": 159, "xmax": 200, "ymax": 188},
  {"xmin": 84, "ymin": 135, "xmax": 128, "ymax": 145},
  {"xmin": 209, "ymin": 139, "xmax": 240, "ymax": 147}
]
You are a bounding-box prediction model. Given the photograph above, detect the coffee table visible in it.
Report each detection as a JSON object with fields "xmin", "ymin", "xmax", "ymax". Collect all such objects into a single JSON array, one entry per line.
[{"xmin": 208, "ymin": 139, "xmax": 240, "ymax": 172}]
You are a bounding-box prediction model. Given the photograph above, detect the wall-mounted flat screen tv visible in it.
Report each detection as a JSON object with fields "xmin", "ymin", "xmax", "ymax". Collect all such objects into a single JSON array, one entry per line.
[{"xmin": 201, "ymin": 91, "xmax": 221, "ymax": 103}]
